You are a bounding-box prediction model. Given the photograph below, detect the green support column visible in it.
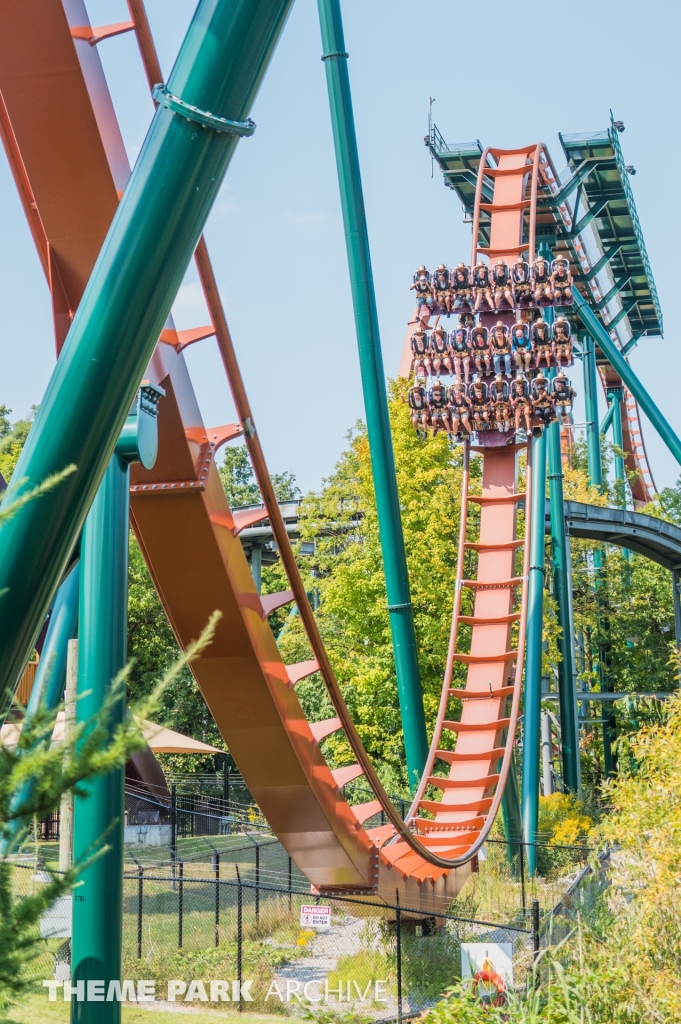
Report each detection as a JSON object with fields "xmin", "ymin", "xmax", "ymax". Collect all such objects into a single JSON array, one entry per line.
[
  {"xmin": 582, "ymin": 332, "xmax": 615, "ymax": 777},
  {"xmin": 0, "ymin": 0, "xmax": 295, "ymax": 714},
  {"xmin": 71, "ymin": 385, "xmax": 161, "ymax": 1021},
  {"xmin": 607, "ymin": 389, "xmax": 626, "ymax": 507},
  {"xmin": 317, "ymin": 0, "xmax": 427, "ymax": 785},
  {"xmin": 500, "ymin": 742, "xmax": 523, "ymax": 877},
  {"xmin": 582, "ymin": 332, "xmax": 602, "ymax": 490},
  {"xmin": 574, "ymin": 288, "xmax": 681, "ymax": 467},
  {"xmin": 71, "ymin": 456, "xmax": 128, "ymax": 1023},
  {"xmin": 522, "ymin": 429, "xmax": 547, "ymax": 877},
  {"xmin": 547, "ymin": 374, "xmax": 580, "ymax": 793}
]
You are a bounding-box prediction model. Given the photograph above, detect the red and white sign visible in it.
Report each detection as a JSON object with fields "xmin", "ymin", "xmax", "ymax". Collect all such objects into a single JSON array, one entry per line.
[{"xmin": 300, "ymin": 905, "xmax": 332, "ymax": 930}]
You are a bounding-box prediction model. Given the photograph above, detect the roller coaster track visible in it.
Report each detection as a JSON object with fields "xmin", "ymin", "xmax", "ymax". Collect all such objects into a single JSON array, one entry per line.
[
  {"xmin": 0, "ymin": 2, "xmax": 536, "ymax": 910},
  {"xmin": 598, "ymin": 367, "xmax": 655, "ymax": 505}
]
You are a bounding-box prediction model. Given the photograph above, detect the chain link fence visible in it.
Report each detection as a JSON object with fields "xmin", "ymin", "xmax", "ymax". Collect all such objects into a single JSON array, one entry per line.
[
  {"xmin": 114, "ymin": 869, "xmax": 537, "ymax": 1018},
  {"xmin": 13, "ymin": 784, "xmax": 598, "ymax": 1019}
]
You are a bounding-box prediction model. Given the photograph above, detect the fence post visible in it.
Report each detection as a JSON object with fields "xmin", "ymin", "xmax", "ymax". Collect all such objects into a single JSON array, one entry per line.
[
  {"xmin": 224, "ymin": 763, "xmax": 230, "ymax": 809},
  {"xmin": 519, "ymin": 840, "xmax": 526, "ymax": 915},
  {"xmin": 178, "ymin": 859, "xmax": 184, "ymax": 949},
  {"xmin": 131, "ymin": 855, "xmax": 143, "ymax": 960},
  {"xmin": 236, "ymin": 865, "xmax": 243, "ymax": 1012},
  {"xmin": 288, "ymin": 855, "xmax": 292, "ymax": 913},
  {"xmin": 532, "ymin": 898, "xmax": 540, "ymax": 984},
  {"xmin": 214, "ymin": 852, "xmax": 220, "ymax": 947},
  {"xmin": 395, "ymin": 889, "xmax": 402, "ymax": 1024},
  {"xmin": 255, "ymin": 843, "xmax": 260, "ymax": 924},
  {"xmin": 170, "ymin": 783, "xmax": 177, "ymax": 870}
]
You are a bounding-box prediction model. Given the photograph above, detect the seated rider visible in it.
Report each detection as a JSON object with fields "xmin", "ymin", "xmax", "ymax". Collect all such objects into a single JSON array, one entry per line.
[
  {"xmin": 472, "ymin": 261, "xmax": 495, "ymax": 312},
  {"xmin": 511, "ymin": 255, "xmax": 533, "ymax": 307},
  {"xmin": 511, "ymin": 321, "xmax": 532, "ymax": 373},
  {"xmin": 532, "ymin": 255, "xmax": 553, "ymax": 305},
  {"xmin": 448, "ymin": 378, "xmax": 471, "ymax": 438},
  {"xmin": 492, "ymin": 259, "xmax": 513, "ymax": 310},
  {"xmin": 551, "ymin": 254, "xmax": 573, "ymax": 305},
  {"xmin": 552, "ymin": 316, "xmax": 573, "ymax": 368},
  {"xmin": 410, "ymin": 327, "xmax": 432, "ymax": 378},
  {"xmin": 410, "ymin": 266, "xmax": 434, "ymax": 325},
  {"xmin": 429, "ymin": 324, "xmax": 452, "ymax": 377},
  {"xmin": 408, "ymin": 377, "xmax": 429, "ymax": 437},
  {"xmin": 469, "ymin": 379, "xmax": 490, "ymax": 431},
  {"xmin": 432, "ymin": 264, "xmax": 452, "ymax": 317},
  {"xmin": 470, "ymin": 325, "xmax": 492, "ymax": 377},
  {"xmin": 490, "ymin": 320, "xmax": 513, "ymax": 378},
  {"xmin": 490, "ymin": 374, "xmax": 511, "ymax": 433},
  {"xmin": 449, "ymin": 326, "xmax": 471, "ymax": 384},
  {"xmin": 428, "ymin": 379, "xmax": 451, "ymax": 437},
  {"xmin": 531, "ymin": 372, "xmax": 554, "ymax": 428},
  {"xmin": 531, "ymin": 318, "xmax": 553, "ymax": 371},
  {"xmin": 451, "ymin": 263, "xmax": 473, "ymax": 311},
  {"xmin": 511, "ymin": 375, "xmax": 532, "ymax": 434},
  {"xmin": 551, "ymin": 371, "xmax": 576, "ymax": 424}
]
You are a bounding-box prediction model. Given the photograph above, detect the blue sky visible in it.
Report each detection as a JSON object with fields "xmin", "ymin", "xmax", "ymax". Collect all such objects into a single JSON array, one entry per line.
[{"xmin": 1, "ymin": 0, "xmax": 680, "ymax": 495}]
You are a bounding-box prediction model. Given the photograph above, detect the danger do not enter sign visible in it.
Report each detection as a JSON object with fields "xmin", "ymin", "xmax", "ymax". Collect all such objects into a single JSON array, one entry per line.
[{"xmin": 300, "ymin": 905, "xmax": 332, "ymax": 930}]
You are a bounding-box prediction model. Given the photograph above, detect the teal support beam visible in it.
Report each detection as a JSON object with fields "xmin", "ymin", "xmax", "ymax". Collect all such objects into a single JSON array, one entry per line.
[
  {"xmin": 0, "ymin": 563, "xmax": 80, "ymax": 854},
  {"xmin": 581, "ymin": 326, "xmax": 615, "ymax": 777},
  {"xmin": 501, "ymin": 747, "xmax": 523, "ymax": 878},
  {"xmin": 546, "ymin": 158, "xmax": 600, "ymax": 208},
  {"xmin": 317, "ymin": 0, "xmax": 427, "ymax": 785},
  {"xmin": 620, "ymin": 330, "xmax": 645, "ymax": 358},
  {"xmin": 585, "ymin": 244, "xmax": 622, "ymax": 283},
  {"xmin": 582, "ymin": 331, "xmax": 602, "ymax": 489},
  {"xmin": 607, "ymin": 297, "xmax": 638, "ymax": 332},
  {"xmin": 576, "ymin": 282, "xmax": 681, "ymax": 461},
  {"xmin": 568, "ymin": 198, "xmax": 608, "ymax": 240},
  {"xmin": 0, "ymin": 0, "xmax": 295, "ymax": 713},
  {"xmin": 71, "ymin": 455, "xmax": 128, "ymax": 1024},
  {"xmin": 522, "ymin": 429, "xmax": 548, "ymax": 877},
  {"xmin": 71, "ymin": 385, "xmax": 161, "ymax": 1022},
  {"xmin": 608, "ymin": 390, "xmax": 627, "ymax": 506},
  {"xmin": 547, "ymin": 375, "xmax": 580, "ymax": 794},
  {"xmin": 595, "ymin": 276, "xmax": 632, "ymax": 313},
  {"xmin": 599, "ymin": 400, "xmax": 617, "ymax": 437}
]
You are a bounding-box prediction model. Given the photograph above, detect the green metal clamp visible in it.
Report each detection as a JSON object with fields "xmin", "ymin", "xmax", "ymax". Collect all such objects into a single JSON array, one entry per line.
[
  {"xmin": 151, "ymin": 84, "xmax": 256, "ymax": 136},
  {"xmin": 321, "ymin": 51, "xmax": 348, "ymax": 60},
  {"xmin": 116, "ymin": 382, "xmax": 165, "ymax": 468}
]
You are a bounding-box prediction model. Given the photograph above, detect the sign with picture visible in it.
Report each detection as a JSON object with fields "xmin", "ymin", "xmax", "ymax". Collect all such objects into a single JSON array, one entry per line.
[
  {"xmin": 300, "ymin": 905, "xmax": 332, "ymax": 930},
  {"xmin": 461, "ymin": 942, "xmax": 513, "ymax": 1005}
]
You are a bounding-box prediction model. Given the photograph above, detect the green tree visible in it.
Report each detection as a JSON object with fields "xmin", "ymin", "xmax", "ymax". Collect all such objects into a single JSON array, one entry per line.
[
  {"xmin": 0, "ymin": 408, "xmax": 36, "ymax": 483},
  {"xmin": 279, "ymin": 381, "xmax": 472, "ymax": 789},
  {"xmin": 127, "ymin": 446, "xmax": 300, "ymax": 771},
  {"xmin": 0, "ymin": 406, "xmax": 10, "ymax": 439},
  {"xmin": 127, "ymin": 536, "xmax": 227, "ymax": 774},
  {"xmin": 0, "ymin": 471, "xmax": 217, "ymax": 1017},
  {"xmin": 219, "ymin": 443, "xmax": 300, "ymax": 506}
]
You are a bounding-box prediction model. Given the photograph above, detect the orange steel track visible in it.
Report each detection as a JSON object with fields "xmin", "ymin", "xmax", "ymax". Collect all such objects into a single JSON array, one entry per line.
[
  {"xmin": 0, "ymin": 2, "xmax": 533, "ymax": 909},
  {"xmin": 401, "ymin": 146, "xmax": 542, "ymax": 847}
]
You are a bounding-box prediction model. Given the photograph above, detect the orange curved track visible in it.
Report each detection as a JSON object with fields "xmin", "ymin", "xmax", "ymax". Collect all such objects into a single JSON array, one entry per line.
[{"xmin": 0, "ymin": 1, "xmax": 536, "ymax": 911}]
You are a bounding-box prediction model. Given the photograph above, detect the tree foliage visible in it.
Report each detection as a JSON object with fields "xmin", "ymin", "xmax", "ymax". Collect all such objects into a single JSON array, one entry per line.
[
  {"xmin": 219, "ymin": 443, "xmax": 300, "ymax": 507},
  {"xmin": 126, "ymin": 444, "xmax": 300, "ymax": 771},
  {"xmin": 278, "ymin": 381, "xmax": 561, "ymax": 791},
  {"xmin": 0, "ymin": 407, "xmax": 35, "ymax": 483}
]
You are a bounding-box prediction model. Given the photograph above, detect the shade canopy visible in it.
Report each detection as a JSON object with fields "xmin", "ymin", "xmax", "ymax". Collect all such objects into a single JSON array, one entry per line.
[{"xmin": 0, "ymin": 714, "xmax": 221, "ymax": 755}]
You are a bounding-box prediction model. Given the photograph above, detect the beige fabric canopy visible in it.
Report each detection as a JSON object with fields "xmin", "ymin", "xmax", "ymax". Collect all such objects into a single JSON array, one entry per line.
[{"xmin": 0, "ymin": 714, "xmax": 221, "ymax": 754}]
